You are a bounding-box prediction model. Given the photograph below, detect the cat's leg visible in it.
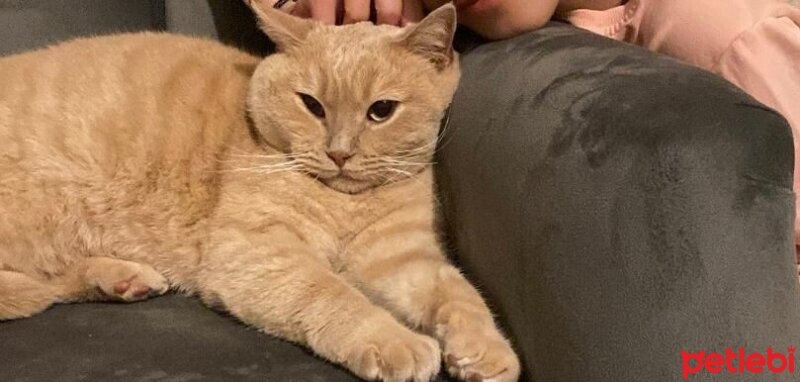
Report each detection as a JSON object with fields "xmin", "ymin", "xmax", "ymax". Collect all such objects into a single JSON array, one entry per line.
[
  {"xmin": 0, "ymin": 257, "xmax": 168, "ymax": 320},
  {"xmin": 0, "ymin": 270, "xmax": 63, "ymax": 320},
  {"xmin": 343, "ymin": 219, "xmax": 521, "ymax": 382},
  {"xmin": 198, "ymin": 227, "xmax": 441, "ymax": 382}
]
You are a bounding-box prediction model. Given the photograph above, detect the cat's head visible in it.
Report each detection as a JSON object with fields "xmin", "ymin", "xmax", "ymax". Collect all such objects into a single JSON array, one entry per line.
[{"xmin": 246, "ymin": 3, "xmax": 460, "ymax": 194}]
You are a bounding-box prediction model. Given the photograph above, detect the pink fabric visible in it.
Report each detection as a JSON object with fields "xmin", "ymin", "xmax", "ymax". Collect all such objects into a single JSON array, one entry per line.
[{"xmin": 563, "ymin": 0, "xmax": 800, "ymax": 259}]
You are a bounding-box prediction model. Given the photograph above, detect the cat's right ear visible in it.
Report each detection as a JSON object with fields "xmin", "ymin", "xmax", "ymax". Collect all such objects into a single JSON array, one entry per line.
[
  {"xmin": 247, "ymin": 0, "xmax": 314, "ymax": 51},
  {"xmin": 397, "ymin": 3, "xmax": 457, "ymax": 71}
]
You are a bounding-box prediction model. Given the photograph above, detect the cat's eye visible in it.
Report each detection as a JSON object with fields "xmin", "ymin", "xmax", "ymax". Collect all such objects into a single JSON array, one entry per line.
[
  {"xmin": 298, "ymin": 93, "xmax": 326, "ymax": 119},
  {"xmin": 367, "ymin": 100, "xmax": 398, "ymax": 123}
]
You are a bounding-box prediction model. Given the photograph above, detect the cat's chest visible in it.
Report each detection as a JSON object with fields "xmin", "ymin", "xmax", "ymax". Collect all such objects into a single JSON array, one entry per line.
[
  {"xmin": 296, "ymin": 190, "xmax": 432, "ymax": 269},
  {"xmin": 286, "ymin": 184, "xmax": 414, "ymax": 244},
  {"xmin": 219, "ymin": 171, "xmax": 433, "ymax": 260}
]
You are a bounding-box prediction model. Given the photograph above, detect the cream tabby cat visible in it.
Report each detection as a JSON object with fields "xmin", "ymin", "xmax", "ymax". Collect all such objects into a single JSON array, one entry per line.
[{"xmin": 0, "ymin": 3, "xmax": 519, "ymax": 381}]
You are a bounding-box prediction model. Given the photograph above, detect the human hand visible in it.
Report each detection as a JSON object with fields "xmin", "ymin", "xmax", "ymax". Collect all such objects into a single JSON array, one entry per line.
[
  {"xmin": 251, "ymin": 0, "xmax": 425, "ymax": 26},
  {"xmin": 249, "ymin": 0, "xmax": 558, "ymax": 40}
]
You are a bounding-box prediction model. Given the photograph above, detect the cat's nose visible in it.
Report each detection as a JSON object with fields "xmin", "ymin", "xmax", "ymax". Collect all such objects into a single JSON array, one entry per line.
[{"xmin": 326, "ymin": 150, "xmax": 353, "ymax": 168}]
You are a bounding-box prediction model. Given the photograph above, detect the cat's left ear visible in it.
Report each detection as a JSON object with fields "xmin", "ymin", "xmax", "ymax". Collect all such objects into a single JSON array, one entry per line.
[
  {"xmin": 247, "ymin": 0, "xmax": 314, "ymax": 51},
  {"xmin": 398, "ymin": 3, "xmax": 457, "ymax": 70}
]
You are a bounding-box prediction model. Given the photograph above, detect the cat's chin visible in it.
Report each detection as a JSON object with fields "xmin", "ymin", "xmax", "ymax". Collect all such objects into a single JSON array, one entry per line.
[{"xmin": 318, "ymin": 175, "xmax": 376, "ymax": 194}]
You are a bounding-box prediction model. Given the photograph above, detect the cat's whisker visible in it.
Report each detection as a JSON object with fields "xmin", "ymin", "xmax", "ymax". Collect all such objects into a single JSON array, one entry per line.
[
  {"xmin": 227, "ymin": 154, "xmax": 290, "ymax": 160},
  {"xmin": 248, "ymin": 166, "xmax": 306, "ymax": 176},
  {"xmin": 221, "ymin": 167, "xmax": 299, "ymax": 174},
  {"xmin": 358, "ymin": 158, "xmax": 433, "ymax": 171},
  {"xmin": 295, "ymin": 157, "xmax": 325, "ymax": 166},
  {"xmin": 377, "ymin": 172, "xmax": 402, "ymax": 188},
  {"xmin": 360, "ymin": 165, "xmax": 431, "ymax": 174},
  {"xmin": 361, "ymin": 154, "xmax": 431, "ymax": 164},
  {"xmin": 396, "ymin": 139, "xmax": 438, "ymax": 157},
  {"xmin": 373, "ymin": 167, "xmax": 416, "ymax": 187},
  {"xmin": 431, "ymin": 124, "xmax": 460, "ymax": 156},
  {"xmin": 395, "ymin": 122, "xmax": 459, "ymax": 158},
  {"xmin": 226, "ymin": 153, "xmax": 315, "ymax": 161},
  {"xmin": 250, "ymin": 160, "xmax": 301, "ymax": 168},
  {"xmin": 215, "ymin": 150, "xmax": 326, "ymax": 175},
  {"xmin": 216, "ymin": 159, "xmax": 309, "ymax": 175},
  {"xmin": 253, "ymin": 162, "xmax": 305, "ymax": 171},
  {"xmin": 386, "ymin": 168, "xmax": 413, "ymax": 177},
  {"xmin": 383, "ymin": 159, "xmax": 432, "ymax": 167}
]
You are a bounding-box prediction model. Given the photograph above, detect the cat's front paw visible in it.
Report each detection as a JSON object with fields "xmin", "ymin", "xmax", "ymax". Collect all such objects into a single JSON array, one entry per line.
[
  {"xmin": 345, "ymin": 321, "xmax": 441, "ymax": 382},
  {"xmin": 88, "ymin": 259, "xmax": 169, "ymax": 302},
  {"xmin": 442, "ymin": 328, "xmax": 520, "ymax": 382}
]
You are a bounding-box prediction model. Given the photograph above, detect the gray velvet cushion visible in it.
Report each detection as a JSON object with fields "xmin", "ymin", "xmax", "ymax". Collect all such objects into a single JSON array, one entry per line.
[{"xmin": 1, "ymin": 295, "xmax": 359, "ymax": 381}]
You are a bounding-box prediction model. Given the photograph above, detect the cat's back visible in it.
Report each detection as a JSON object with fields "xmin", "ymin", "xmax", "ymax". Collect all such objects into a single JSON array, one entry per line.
[
  {"xmin": 0, "ymin": 32, "xmax": 259, "ymax": 104},
  {"xmin": 0, "ymin": 33, "xmax": 262, "ymax": 274},
  {"xmin": 0, "ymin": 32, "xmax": 259, "ymax": 90},
  {"xmin": 0, "ymin": 32, "xmax": 260, "ymax": 177}
]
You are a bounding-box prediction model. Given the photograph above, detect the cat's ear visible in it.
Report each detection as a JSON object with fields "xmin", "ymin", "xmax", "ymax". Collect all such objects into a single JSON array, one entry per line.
[
  {"xmin": 247, "ymin": 0, "xmax": 314, "ymax": 51},
  {"xmin": 398, "ymin": 3, "xmax": 457, "ymax": 70}
]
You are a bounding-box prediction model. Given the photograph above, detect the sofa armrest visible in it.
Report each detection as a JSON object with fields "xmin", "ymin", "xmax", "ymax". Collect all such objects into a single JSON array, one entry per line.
[{"xmin": 439, "ymin": 23, "xmax": 800, "ymax": 381}]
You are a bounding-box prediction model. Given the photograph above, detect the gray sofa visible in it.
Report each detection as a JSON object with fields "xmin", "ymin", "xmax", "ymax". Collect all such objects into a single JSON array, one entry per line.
[{"xmin": 2, "ymin": 1, "xmax": 799, "ymax": 381}]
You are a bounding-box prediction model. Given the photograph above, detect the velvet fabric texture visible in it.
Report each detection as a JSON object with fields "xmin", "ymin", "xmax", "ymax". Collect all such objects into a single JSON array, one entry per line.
[
  {"xmin": 436, "ymin": 23, "xmax": 800, "ymax": 381},
  {"xmin": 1, "ymin": 1, "xmax": 798, "ymax": 381}
]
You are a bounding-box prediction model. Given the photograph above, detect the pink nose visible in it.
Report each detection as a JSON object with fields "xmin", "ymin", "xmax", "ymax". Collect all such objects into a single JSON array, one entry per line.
[{"xmin": 326, "ymin": 150, "xmax": 353, "ymax": 168}]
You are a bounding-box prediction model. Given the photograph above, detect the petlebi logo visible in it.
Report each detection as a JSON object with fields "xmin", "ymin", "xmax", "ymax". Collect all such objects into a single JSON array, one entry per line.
[{"xmin": 681, "ymin": 347, "xmax": 796, "ymax": 379}]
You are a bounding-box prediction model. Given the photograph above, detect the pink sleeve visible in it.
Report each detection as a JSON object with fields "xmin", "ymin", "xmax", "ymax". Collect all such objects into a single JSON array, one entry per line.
[{"xmin": 713, "ymin": 15, "xmax": 800, "ymax": 255}]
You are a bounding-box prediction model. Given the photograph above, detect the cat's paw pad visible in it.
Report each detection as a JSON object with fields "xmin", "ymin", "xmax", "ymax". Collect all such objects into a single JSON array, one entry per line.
[
  {"xmin": 444, "ymin": 332, "xmax": 520, "ymax": 382},
  {"xmin": 111, "ymin": 278, "xmax": 164, "ymax": 301},
  {"xmin": 347, "ymin": 325, "xmax": 441, "ymax": 381},
  {"xmin": 94, "ymin": 263, "xmax": 169, "ymax": 302}
]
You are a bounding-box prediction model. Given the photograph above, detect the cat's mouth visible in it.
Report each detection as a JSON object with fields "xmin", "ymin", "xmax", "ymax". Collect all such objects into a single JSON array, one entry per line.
[{"xmin": 317, "ymin": 171, "xmax": 376, "ymax": 194}]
